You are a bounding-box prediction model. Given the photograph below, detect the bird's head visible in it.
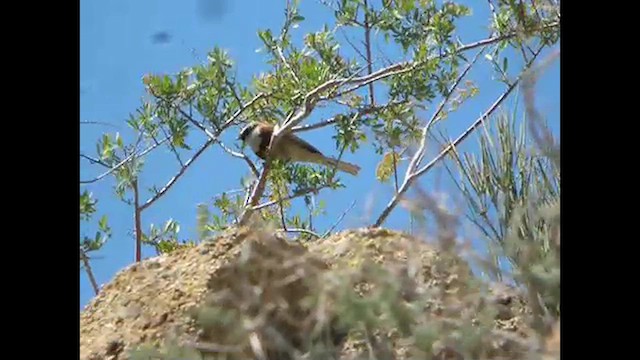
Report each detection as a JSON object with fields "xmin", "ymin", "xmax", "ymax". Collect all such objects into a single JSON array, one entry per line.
[{"xmin": 237, "ymin": 122, "xmax": 259, "ymax": 143}]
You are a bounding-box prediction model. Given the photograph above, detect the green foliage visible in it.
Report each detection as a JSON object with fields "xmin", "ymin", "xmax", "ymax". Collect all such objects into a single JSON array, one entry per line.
[
  {"xmin": 80, "ymin": 190, "xmax": 111, "ymax": 257},
  {"xmin": 206, "ymin": 192, "xmax": 248, "ymax": 233},
  {"xmin": 142, "ymin": 219, "xmax": 195, "ymax": 255},
  {"xmin": 82, "ymin": 8, "xmax": 560, "ymax": 353},
  {"xmin": 85, "ymin": 0, "xmax": 557, "ymax": 245},
  {"xmin": 445, "ymin": 105, "xmax": 560, "ymax": 324}
]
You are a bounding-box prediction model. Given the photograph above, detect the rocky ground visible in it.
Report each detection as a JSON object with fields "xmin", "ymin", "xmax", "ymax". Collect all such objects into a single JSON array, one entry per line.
[{"xmin": 80, "ymin": 226, "xmax": 558, "ymax": 360}]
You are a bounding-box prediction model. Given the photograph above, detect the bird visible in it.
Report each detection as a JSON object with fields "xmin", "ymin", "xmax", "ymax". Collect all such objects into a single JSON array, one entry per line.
[{"xmin": 237, "ymin": 122, "xmax": 361, "ymax": 176}]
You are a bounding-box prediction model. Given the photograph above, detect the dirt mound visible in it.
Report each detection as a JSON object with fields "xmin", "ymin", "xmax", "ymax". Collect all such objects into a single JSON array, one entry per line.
[
  {"xmin": 80, "ymin": 227, "xmax": 539, "ymax": 360},
  {"xmin": 80, "ymin": 227, "xmax": 248, "ymax": 360}
]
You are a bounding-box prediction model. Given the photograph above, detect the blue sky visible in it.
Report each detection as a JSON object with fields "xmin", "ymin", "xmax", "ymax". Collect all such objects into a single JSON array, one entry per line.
[{"xmin": 80, "ymin": 0, "xmax": 559, "ymax": 309}]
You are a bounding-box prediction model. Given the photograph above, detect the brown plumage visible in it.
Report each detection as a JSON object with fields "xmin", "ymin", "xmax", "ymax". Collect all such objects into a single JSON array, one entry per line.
[{"xmin": 238, "ymin": 122, "xmax": 361, "ymax": 176}]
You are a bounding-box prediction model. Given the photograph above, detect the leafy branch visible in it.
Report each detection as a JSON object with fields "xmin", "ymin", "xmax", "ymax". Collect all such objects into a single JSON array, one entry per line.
[
  {"xmin": 373, "ymin": 44, "xmax": 546, "ymax": 227},
  {"xmin": 238, "ymin": 22, "xmax": 557, "ymax": 225}
]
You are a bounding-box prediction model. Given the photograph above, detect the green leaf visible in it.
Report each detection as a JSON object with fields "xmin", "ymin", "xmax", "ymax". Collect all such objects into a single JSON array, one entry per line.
[
  {"xmin": 164, "ymin": 219, "xmax": 175, "ymax": 233},
  {"xmin": 80, "ymin": 190, "xmax": 97, "ymax": 219},
  {"xmin": 400, "ymin": 0, "xmax": 414, "ymax": 13},
  {"xmin": 116, "ymin": 132, "xmax": 124, "ymax": 148},
  {"xmin": 101, "ymin": 134, "xmax": 113, "ymax": 160},
  {"xmin": 376, "ymin": 151, "xmax": 400, "ymax": 183},
  {"xmin": 257, "ymin": 29, "xmax": 274, "ymax": 48},
  {"xmin": 99, "ymin": 215, "xmax": 108, "ymax": 231}
]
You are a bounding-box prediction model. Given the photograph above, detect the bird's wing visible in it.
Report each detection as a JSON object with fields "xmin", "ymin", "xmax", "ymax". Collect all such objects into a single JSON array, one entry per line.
[{"xmin": 286, "ymin": 133, "xmax": 323, "ymax": 155}]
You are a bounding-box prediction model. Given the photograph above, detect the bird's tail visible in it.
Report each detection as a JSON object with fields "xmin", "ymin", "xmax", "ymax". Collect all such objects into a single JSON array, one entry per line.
[{"xmin": 316, "ymin": 156, "xmax": 361, "ymax": 176}]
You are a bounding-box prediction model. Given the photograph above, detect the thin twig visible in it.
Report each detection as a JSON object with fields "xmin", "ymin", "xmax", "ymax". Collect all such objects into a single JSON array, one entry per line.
[
  {"xmin": 139, "ymin": 138, "xmax": 214, "ymax": 212},
  {"xmin": 80, "ymin": 154, "xmax": 110, "ymax": 168},
  {"xmin": 80, "ymin": 132, "xmax": 167, "ymax": 184},
  {"xmin": 276, "ymin": 46, "xmax": 300, "ymax": 84},
  {"xmin": 164, "ymin": 95, "xmax": 263, "ymax": 179},
  {"xmin": 332, "ymin": 24, "xmax": 558, "ymax": 99},
  {"xmin": 487, "ymin": 0, "xmax": 498, "ymax": 33},
  {"xmin": 519, "ymin": 44, "xmax": 530, "ymax": 63},
  {"xmin": 251, "ymin": 184, "xmax": 333, "ymax": 211},
  {"xmin": 217, "ymin": 141, "xmax": 260, "ymax": 178},
  {"xmin": 292, "ymin": 101, "xmax": 406, "ymax": 133},
  {"xmin": 80, "ymin": 248, "xmax": 100, "ymax": 295},
  {"xmin": 157, "ymin": 90, "xmax": 267, "ymax": 136},
  {"xmin": 322, "ymin": 199, "xmax": 356, "ymax": 237},
  {"xmin": 80, "ymin": 120, "xmax": 120, "ymax": 129},
  {"xmin": 391, "ymin": 149, "xmax": 399, "ymax": 193},
  {"xmin": 339, "ymin": 28, "xmax": 368, "ymax": 63},
  {"xmin": 210, "ymin": 188, "xmax": 247, "ymax": 202},
  {"xmin": 226, "ymin": 92, "xmax": 268, "ymax": 126},
  {"xmin": 133, "ymin": 180, "xmax": 142, "ymax": 262},
  {"xmin": 276, "ymin": 228, "xmax": 321, "ymax": 238},
  {"xmin": 225, "ymin": 79, "xmax": 244, "ymax": 112},
  {"xmin": 373, "ymin": 45, "xmax": 546, "ymax": 228},
  {"xmin": 158, "ymin": 124, "xmax": 185, "ymax": 166},
  {"xmin": 531, "ymin": 0, "xmax": 543, "ymax": 22},
  {"xmin": 115, "ymin": 90, "xmax": 265, "ymax": 217},
  {"xmin": 363, "ymin": 0, "xmax": 375, "ymax": 106},
  {"xmin": 407, "ymin": 47, "xmax": 486, "ymax": 178},
  {"xmin": 278, "ymin": 187, "xmax": 288, "ymax": 230},
  {"xmin": 243, "ymin": 188, "xmax": 255, "ymax": 209},
  {"xmin": 292, "ymin": 116, "xmax": 340, "ymax": 133}
]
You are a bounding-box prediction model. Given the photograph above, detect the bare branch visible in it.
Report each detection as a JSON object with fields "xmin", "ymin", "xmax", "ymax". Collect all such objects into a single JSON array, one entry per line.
[
  {"xmin": 407, "ymin": 47, "xmax": 486, "ymax": 178},
  {"xmin": 155, "ymin": 95, "xmax": 262, "ymax": 187},
  {"xmin": 276, "ymin": 46, "xmax": 300, "ymax": 84},
  {"xmin": 363, "ymin": 0, "xmax": 375, "ymax": 106},
  {"xmin": 133, "ymin": 180, "xmax": 142, "ymax": 262},
  {"xmin": 325, "ymin": 61, "xmax": 412, "ymax": 100},
  {"xmin": 139, "ymin": 138, "xmax": 214, "ymax": 212},
  {"xmin": 322, "ymin": 199, "xmax": 356, "ymax": 237},
  {"xmin": 292, "ymin": 101, "xmax": 406, "ymax": 133},
  {"xmin": 292, "ymin": 116, "xmax": 340, "ymax": 133},
  {"xmin": 332, "ymin": 24, "xmax": 558, "ymax": 99},
  {"xmin": 373, "ymin": 45, "xmax": 546, "ymax": 228},
  {"xmin": 80, "ymin": 248, "xmax": 100, "ymax": 295},
  {"xmin": 158, "ymin": 124, "xmax": 185, "ymax": 166},
  {"xmin": 80, "ymin": 154, "xmax": 110, "ymax": 169},
  {"xmin": 487, "ymin": 0, "xmax": 498, "ymax": 27},
  {"xmin": 225, "ymin": 92, "xmax": 269, "ymax": 127}
]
